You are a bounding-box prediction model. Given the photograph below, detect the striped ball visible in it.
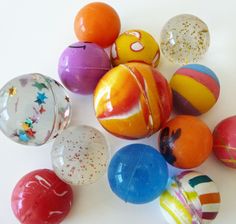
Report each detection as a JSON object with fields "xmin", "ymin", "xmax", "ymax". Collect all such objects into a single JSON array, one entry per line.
[
  {"xmin": 94, "ymin": 63, "xmax": 172, "ymax": 139},
  {"xmin": 160, "ymin": 171, "xmax": 221, "ymax": 224},
  {"xmin": 213, "ymin": 116, "xmax": 236, "ymax": 169},
  {"xmin": 170, "ymin": 64, "xmax": 220, "ymax": 115}
]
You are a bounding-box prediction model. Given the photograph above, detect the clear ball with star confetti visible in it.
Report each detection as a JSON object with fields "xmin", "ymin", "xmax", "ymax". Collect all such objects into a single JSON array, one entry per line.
[{"xmin": 0, "ymin": 73, "xmax": 72, "ymax": 146}]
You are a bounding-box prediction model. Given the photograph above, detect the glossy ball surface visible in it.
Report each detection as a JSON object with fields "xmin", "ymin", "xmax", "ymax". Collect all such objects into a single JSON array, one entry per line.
[
  {"xmin": 11, "ymin": 169, "xmax": 73, "ymax": 224},
  {"xmin": 58, "ymin": 42, "xmax": 111, "ymax": 95},
  {"xmin": 74, "ymin": 2, "xmax": 121, "ymax": 48},
  {"xmin": 170, "ymin": 64, "xmax": 220, "ymax": 115},
  {"xmin": 161, "ymin": 14, "xmax": 210, "ymax": 64},
  {"xmin": 108, "ymin": 144, "xmax": 168, "ymax": 204},
  {"xmin": 159, "ymin": 115, "xmax": 212, "ymax": 169},
  {"xmin": 213, "ymin": 115, "xmax": 236, "ymax": 168},
  {"xmin": 0, "ymin": 73, "xmax": 71, "ymax": 146},
  {"xmin": 94, "ymin": 63, "xmax": 172, "ymax": 139},
  {"xmin": 51, "ymin": 125, "xmax": 109, "ymax": 185},
  {"xmin": 111, "ymin": 29, "xmax": 160, "ymax": 67},
  {"xmin": 160, "ymin": 171, "xmax": 221, "ymax": 224}
]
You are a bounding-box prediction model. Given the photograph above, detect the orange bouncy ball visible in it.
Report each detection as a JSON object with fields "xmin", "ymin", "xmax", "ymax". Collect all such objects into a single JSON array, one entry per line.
[
  {"xmin": 74, "ymin": 2, "xmax": 121, "ymax": 48},
  {"xmin": 158, "ymin": 115, "xmax": 213, "ymax": 169},
  {"xmin": 94, "ymin": 63, "xmax": 172, "ymax": 139}
]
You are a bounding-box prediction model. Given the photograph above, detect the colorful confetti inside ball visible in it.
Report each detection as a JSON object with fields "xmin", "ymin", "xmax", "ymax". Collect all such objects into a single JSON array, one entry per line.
[
  {"xmin": 74, "ymin": 2, "xmax": 121, "ymax": 48},
  {"xmin": 170, "ymin": 64, "xmax": 220, "ymax": 115},
  {"xmin": 58, "ymin": 42, "xmax": 111, "ymax": 95},
  {"xmin": 111, "ymin": 29, "xmax": 160, "ymax": 67},
  {"xmin": 160, "ymin": 171, "xmax": 221, "ymax": 224},
  {"xmin": 51, "ymin": 125, "xmax": 109, "ymax": 185},
  {"xmin": 161, "ymin": 14, "xmax": 210, "ymax": 64},
  {"xmin": 0, "ymin": 74, "xmax": 71, "ymax": 146},
  {"xmin": 108, "ymin": 144, "xmax": 168, "ymax": 204},
  {"xmin": 158, "ymin": 115, "xmax": 213, "ymax": 169},
  {"xmin": 11, "ymin": 169, "xmax": 73, "ymax": 224},
  {"xmin": 94, "ymin": 63, "xmax": 172, "ymax": 139},
  {"xmin": 213, "ymin": 116, "xmax": 236, "ymax": 169}
]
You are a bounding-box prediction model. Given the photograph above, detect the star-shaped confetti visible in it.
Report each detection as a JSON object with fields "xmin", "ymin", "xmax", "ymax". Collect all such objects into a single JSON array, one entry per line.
[
  {"xmin": 22, "ymin": 123, "xmax": 30, "ymax": 131},
  {"xmin": 8, "ymin": 86, "xmax": 17, "ymax": 96},
  {"xmin": 39, "ymin": 105, "xmax": 46, "ymax": 114},
  {"xmin": 26, "ymin": 129, "xmax": 36, "ymax": 138},
  {"xmin": 32, "ymin": 81, "xmax": 48, "ymax": 91},
  {"xmin": 65, "ymin": 96, "xmax": 70, "ymax": 102},
  {"xmin": 25, "ymin": 118, "xmax": 33, "ymax": 127},
  {"xmin": 19, "ymin": 131, "xmax": 30, "ymax": 142},
  {"xmin": 35, "ymin": 92, "xmax": 48, "ymax": 105}
]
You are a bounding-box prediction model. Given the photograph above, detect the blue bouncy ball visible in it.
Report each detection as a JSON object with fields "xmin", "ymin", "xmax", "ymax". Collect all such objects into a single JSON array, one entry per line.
[{"xmin": 108, "ymin": 144, "xmax": 169, "ymax": 204}]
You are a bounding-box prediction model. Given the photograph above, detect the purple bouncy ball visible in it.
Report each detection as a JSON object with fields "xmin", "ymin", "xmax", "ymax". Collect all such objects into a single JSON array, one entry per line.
[{"xmin": 58, "ymin": 42, "xmax": 111, "ymax": 94}]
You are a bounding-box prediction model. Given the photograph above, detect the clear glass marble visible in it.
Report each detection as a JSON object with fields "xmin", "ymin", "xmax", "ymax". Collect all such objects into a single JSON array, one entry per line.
[
  {"xmin": 0, "ymin": 73, "xmax": 71, "ymax": 146},
  {"xmin": 160, "ymin": 14, "xmax": 210, "ymax": 64},
  {"xmin": 51, "ymin": 125, "xmax": 109, "ymax": 185}
]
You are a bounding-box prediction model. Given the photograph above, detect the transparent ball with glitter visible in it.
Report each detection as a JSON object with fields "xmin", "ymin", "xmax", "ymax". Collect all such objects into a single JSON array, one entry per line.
[
  {"xmin": 0, "ymin": 73, "xmax": 71, "ymax": 146},
  {"xmin": 160, "ymin": 14, "xmax": 210, "ymax": 64},
  {"xmin": 51, "ymin": 125, "xmax": 109, "ymax": 185}
]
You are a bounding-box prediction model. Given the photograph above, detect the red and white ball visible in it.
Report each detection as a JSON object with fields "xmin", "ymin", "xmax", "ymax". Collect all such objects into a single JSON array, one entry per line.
[{"xmin": 11, "ymin": 169, "xmax": 73, "ymax": 224}]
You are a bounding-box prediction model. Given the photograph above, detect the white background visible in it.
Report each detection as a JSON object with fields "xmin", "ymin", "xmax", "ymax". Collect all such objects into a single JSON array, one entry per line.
[{"xmin": 0, "ymin": 0, "xmax": 236, "ymax": 223}]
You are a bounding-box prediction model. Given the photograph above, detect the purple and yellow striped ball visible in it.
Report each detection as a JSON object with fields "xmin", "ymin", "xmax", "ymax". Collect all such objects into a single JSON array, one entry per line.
[
  {"xmin": 213, "ymin": 116, "xmax": 236, "ymax": 169},
  {"xmin": 170, "ymin": 64, "xmax": 220, "ymax": 115},
  {"xmin": 160, "ymin": 171, "xmax": 221, "ymax": 224}
]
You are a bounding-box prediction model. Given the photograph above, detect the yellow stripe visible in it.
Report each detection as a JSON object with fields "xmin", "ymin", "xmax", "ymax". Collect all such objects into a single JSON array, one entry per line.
[
  {"xmin": 160, "ymin": 191, "xmax": 192, "ymax": 223},
  {"xmin": 214, "ymin": 144, "xmax": 236, "ymax": 151},
  {"xmin": 170, "ymin": 75, "xmax": 216, "ymax": 113},
  {"xmin": 221, "ymin": 159, "xmax": 236, "ymax": 163},
  {"xmin": 184, "ymin": 191, "xmax": 198, "ymax": 202}
]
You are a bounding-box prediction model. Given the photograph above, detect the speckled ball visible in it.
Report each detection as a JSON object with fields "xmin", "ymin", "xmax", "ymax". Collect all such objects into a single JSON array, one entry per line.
[
  {"xmin": 161, "ymin": 14, "xmax": 210, "ymax": 64},
  {"xmin": 51, "ymin": 125, "xmax": 109, "ymax": 185}
]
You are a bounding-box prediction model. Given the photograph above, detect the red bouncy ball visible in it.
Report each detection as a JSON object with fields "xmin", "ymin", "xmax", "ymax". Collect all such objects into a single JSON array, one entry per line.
[
  {"xmin": 11, "ymin": 169, "xmax": 73, "ymax": 224},
  {"xmin": 213, "ymin": 115, "xmax": 236, "ymax": 168}
]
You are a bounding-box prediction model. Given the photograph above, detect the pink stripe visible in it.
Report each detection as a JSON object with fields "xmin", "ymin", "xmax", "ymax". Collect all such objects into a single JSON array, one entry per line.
[
  {"xmin": 176, "ymin": 170, "xmax": 192, "ymax": 180},
  {"xmin": 224, "ymin": 162, "xmax": 236, "ymax": 168},
  {"xmin": 175, "ymin": 68, "xmax": 220, "ymax": 99}
]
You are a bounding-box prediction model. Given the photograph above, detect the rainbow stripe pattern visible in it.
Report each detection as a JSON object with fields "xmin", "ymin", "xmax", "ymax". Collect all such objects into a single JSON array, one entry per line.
[
  {"xmin": 160, "ymin": 171, "xmax": 221, "ymax": 224},
  {"xmin": 170, "ymin": 64, "xmax": 220, "ymax": 115}
]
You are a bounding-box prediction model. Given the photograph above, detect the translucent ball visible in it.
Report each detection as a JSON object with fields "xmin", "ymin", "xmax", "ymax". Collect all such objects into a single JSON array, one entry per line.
[
  {"xmin": 51, "ymin": 125, "xmax": 109, "ymax": 185},
  {"xmin": 160, "ymin": 14, "xmax": 210, "ymax": 64},
  {"xmin": 108, "ymin": 144, "xmax": 168, "ymax": 204},
  {"xmin": 0, "ymin": 73, "xmax": 71, "ymax": 146}
]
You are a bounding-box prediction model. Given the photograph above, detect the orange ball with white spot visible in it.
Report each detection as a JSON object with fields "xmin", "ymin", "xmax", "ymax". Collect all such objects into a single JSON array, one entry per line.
[{"xmin": 111, "ymin": 30, "xmax": 160, "ymax": 67}]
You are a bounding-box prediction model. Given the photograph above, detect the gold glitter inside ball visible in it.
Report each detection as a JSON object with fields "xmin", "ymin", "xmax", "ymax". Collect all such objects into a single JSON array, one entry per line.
[{"xmin": 160, "ymin": 14, "xmax": 210, "ymax": 64}]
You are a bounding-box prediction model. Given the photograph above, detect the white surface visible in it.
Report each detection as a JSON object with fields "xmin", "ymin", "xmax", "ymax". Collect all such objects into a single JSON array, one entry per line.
[{"xmin": 0, "ymin": 0, "xmax": 236, "ymax": 223}]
